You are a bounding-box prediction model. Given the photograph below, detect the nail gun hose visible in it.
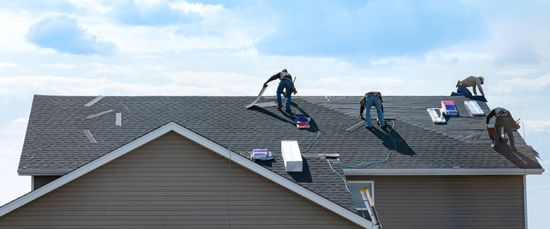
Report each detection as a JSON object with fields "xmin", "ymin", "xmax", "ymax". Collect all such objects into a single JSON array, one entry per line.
[
  {"xmin": 346, "ymin": 122, "xmax": 397, "ymax": 169},
  {"xmin": 304, "ymin": 131, "xmax": 321, "ymax": 153}
]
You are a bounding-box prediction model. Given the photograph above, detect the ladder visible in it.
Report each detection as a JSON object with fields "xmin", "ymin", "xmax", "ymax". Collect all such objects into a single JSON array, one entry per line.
[{"xmin": 360, "ymin": 187, "xmax": 382, "ymax": 229}]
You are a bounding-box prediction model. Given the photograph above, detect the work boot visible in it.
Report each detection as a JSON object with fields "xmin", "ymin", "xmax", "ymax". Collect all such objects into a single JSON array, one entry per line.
[
  {"xmin": 511, "ymin": 146, "xmax": 518, "ymax": 152},
  {"xmin": 285, "ymin": 108, "xmax": 292, "ymax": 113},
  {"xmin": 366, "ymin": 126, "xmax": 373, "ymax": 131}
]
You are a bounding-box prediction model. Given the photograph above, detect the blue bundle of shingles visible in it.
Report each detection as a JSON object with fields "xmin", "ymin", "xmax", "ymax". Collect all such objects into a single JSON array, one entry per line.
[
  {"xmin": 441, "ymin": 100, "xmax": 459, "ymax": 116},
  {"xmin": 295, "ymin": 116, "xmax": 311, "ymax": 129}
]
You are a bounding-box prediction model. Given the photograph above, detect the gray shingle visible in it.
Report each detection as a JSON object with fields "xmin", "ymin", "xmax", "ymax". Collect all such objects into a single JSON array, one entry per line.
[{"xmin": 17, "ymin": 95, "xmax": 543, "ymax": 211}]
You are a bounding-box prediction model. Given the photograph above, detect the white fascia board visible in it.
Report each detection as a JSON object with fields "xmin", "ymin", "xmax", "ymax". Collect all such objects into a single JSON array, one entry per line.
[
  {"xmin": 0, "ymin": 122, "xmax": 373, "ymax": 229},
  {"xmin": 344, "ymin": 168, "xmax": 544, "ymax": 176}
]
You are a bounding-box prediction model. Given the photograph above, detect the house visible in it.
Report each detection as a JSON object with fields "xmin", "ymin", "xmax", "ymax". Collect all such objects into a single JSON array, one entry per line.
[{"xmin": 0, "ymin": 95, "xmax": 543, "ymax": 228}]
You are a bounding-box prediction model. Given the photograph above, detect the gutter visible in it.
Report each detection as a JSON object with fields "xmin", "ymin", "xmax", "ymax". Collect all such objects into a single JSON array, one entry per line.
[
  {"xmin": 23, "ymin": 167, "xmax": 544, "ymax": 177},
  {"xmin": 343, "ymin": 168, "xmax": 544, "ymax": 176},
  {"xmin": 18, "ymin": 168, "xmax": 72, "ymax": 176}
]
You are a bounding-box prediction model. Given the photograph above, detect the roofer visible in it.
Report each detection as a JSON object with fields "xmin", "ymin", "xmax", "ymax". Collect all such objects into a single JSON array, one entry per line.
[
  {"xmin": 359, "ymin": 91, "xmax": 385, "ymax": 130},
  {"xmin": 263, "ymin": 69, "xmax": 297, "ymax": 112},
  {"xmin": 486, "ymin": 107, "xmax": 520, "ymax": 151},
  {"xmin": 457, "ymin": 76, "xmax": 485, "ymax": 97},
  {"xmin": 454, "ymin": 82, "xmax": 472, "ymax": 97}
]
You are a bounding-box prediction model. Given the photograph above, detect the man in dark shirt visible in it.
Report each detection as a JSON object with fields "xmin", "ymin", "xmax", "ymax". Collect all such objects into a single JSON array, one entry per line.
[
  {"xmin": 359, "ymin": 91, "xmax": 385, "ymax": 130},
  {"xmin": 264, "ymin": 69, "xmax": 297, "ymax": 112},
  {"xmin": 486, "ymin": 107, "xmax": 519, "ymax": 151}
]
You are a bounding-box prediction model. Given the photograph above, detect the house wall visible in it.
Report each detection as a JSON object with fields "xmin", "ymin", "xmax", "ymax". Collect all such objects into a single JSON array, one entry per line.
[
  {"xmin": 347, "ymin": 175, "xmax": 525, "ymax": 229},
  {"xmin": 32, "ymin": 176, "xmax": 61, "ymax": 190},
  {"xmin": 0, "ymin": 132, "xmax": 360, "ymax": 229}
]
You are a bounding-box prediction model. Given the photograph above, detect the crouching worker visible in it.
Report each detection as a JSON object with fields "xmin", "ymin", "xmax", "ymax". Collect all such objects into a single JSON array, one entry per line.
[
  {"xmin": 453, "ymin": 82, "xmax": 473, "ymax": 97},
  {"xmin": 264, "ymin": 69, "xmax": 297, "ymax": 112},
  {"xmin": 359, "ymin": 91, "xmax": 385, "ymax": 130},
  {"xmin": 486, "ymin": 107, "xmax": 520, "ymax": 151},
  {"xmin": 458, "ymin": 75, "xmax": 485, "ymax": 96}
]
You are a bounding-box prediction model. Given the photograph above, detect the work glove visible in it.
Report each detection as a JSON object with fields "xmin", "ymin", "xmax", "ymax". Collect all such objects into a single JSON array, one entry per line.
[
  {"xmin": 281, "ymin": 91, "xmax": 287, "ymax": 97},
  {"xmin": 359, "ymin": 113, "xmax": 364, "ymax": 120},
  {"xmin": 263, "ymin": 83, "xmax": 268, "ymax": 88},
  {"xmin": 292, "ymin": 87, "xmax": 298, "ymax": 95}
]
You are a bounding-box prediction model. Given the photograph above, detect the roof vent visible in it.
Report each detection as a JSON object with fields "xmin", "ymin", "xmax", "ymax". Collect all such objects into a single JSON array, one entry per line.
[
  {"xmin": 281, "ymin": 140, "xmax": 303, "ymax": 172},
  {"xmin": 321, "ymin": 153, "xmax": 340, "ymax": 161},
  {"xmin": 427, "ymin": 108, "xmax": 446, "ymax": 124},
  {"xmin": 464, "ymin": 100, "xmax": 485, "ymax": 116},
  {"xmin": 441, "ymin": 100, "xmax": 459, "ymax": 116}
]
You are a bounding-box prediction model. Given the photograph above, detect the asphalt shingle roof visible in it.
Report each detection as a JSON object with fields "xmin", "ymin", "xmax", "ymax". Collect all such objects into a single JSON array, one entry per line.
[{"xmin": 18, "ymin": 95, "xmax": 543, "ymax": 211}]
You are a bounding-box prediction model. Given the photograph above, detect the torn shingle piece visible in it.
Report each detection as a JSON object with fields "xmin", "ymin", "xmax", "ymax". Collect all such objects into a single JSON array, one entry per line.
[
  {"xmin": 86, "ymin": 109, "xmax": 114, "ymax": 119},
  {"xmin": 83, "ymin": 130, "xmax": 97, "ymax": 144},
  {"xmin": 115, "ymin": 113, "xmax": 122, "ymax": 126},
  {"xmin": 84, "ymin": 96, "xmax": 104, "ymax": 107}
]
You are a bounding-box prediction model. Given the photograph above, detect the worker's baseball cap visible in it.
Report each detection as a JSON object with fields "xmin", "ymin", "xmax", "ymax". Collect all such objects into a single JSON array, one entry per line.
[
  {"xmin": 282, "ymin": 69, "xmax": 287, "ymax": 73},
  {"xmin": 480, "ymin": 76, "xmax": 484, "ymax": 83}
]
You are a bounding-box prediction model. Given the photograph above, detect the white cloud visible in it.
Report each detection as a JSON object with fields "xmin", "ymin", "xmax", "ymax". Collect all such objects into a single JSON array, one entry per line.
[
  {"xmin": 493, "ymin": 74, "xmax": 550, "ymax": 93},
  {"xmin": 171, "ymin": 2, "xmax": 224, "ymax": 18},
  {"xmin": 67, "ymin": 0, "xmax": 111, "ymax": 14},
  {"xmin": 0, "ymin": 62, "xmax": 18, "ymax": 68},
  {"xmin": 0, "ymin": 117, "xmax": 30, "ymax": 206},
  {"xmin": 0, "ymin": 73, "xmax": 262, "ymax": 96},
  {"xmin": 40, "ymin": 63, "xmax": 77, "ymax": 69},
  {"xmin": 108, "ymin": 0, "xmax": 215, "ymax": 26},
  {"xmin": 27, "ymin": 15, "xmax": 116, "ymax": 55},
  {"xmin": 0, "ymin": 117, "xmax": 27, "ymax": 136},
  {"xmin": 497, "ymin": 67, "xmax": 538, "ymax": 77},
  {"xmin": 524, "ymin": 120, "xmax": 550, "ymax": 133},
  {"xmin": 0, "ymin": 11, "xmax": 37, "ymax": 52}
]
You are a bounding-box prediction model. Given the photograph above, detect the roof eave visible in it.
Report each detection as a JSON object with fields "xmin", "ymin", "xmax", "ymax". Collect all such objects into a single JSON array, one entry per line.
[
  {"xmin": 18, "ymin": 168, "xmax": 72, "ymax": 176},
  {"xmin": 343, "ymin": 168, "xmax": 544, "ymax": 176}
]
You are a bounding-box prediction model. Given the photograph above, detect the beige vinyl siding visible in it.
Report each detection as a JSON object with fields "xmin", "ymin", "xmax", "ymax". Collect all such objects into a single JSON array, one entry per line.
[
  {"xmin": 0, "ymin": 132, "xmax": 359, "ymax": 229},
  {"xmin": 32, "ymin": 176, "xmax": 61, "ymax": 190},
  {"xmin": 348, "ymin": 175, "xmax": 525, "ymax": 229}
]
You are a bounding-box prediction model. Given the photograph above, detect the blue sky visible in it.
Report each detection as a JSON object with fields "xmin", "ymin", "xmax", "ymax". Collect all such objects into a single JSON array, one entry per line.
[{"xmin": 0, "ymin": 0, "xmax": 549, "ymax": 227}]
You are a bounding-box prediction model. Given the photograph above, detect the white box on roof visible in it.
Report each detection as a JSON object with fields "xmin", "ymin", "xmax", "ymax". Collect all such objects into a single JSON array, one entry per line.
[
  {"xmin": 427, "ymin": 108, "xmax": 446, "ymax": 124},
  {"xmin": 464, "ymin": 100, "xmax": 485, "ymax": 116},
  {"xmin": 281, "ymin": 140, "xmax": 303, "ymax": 172}
]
